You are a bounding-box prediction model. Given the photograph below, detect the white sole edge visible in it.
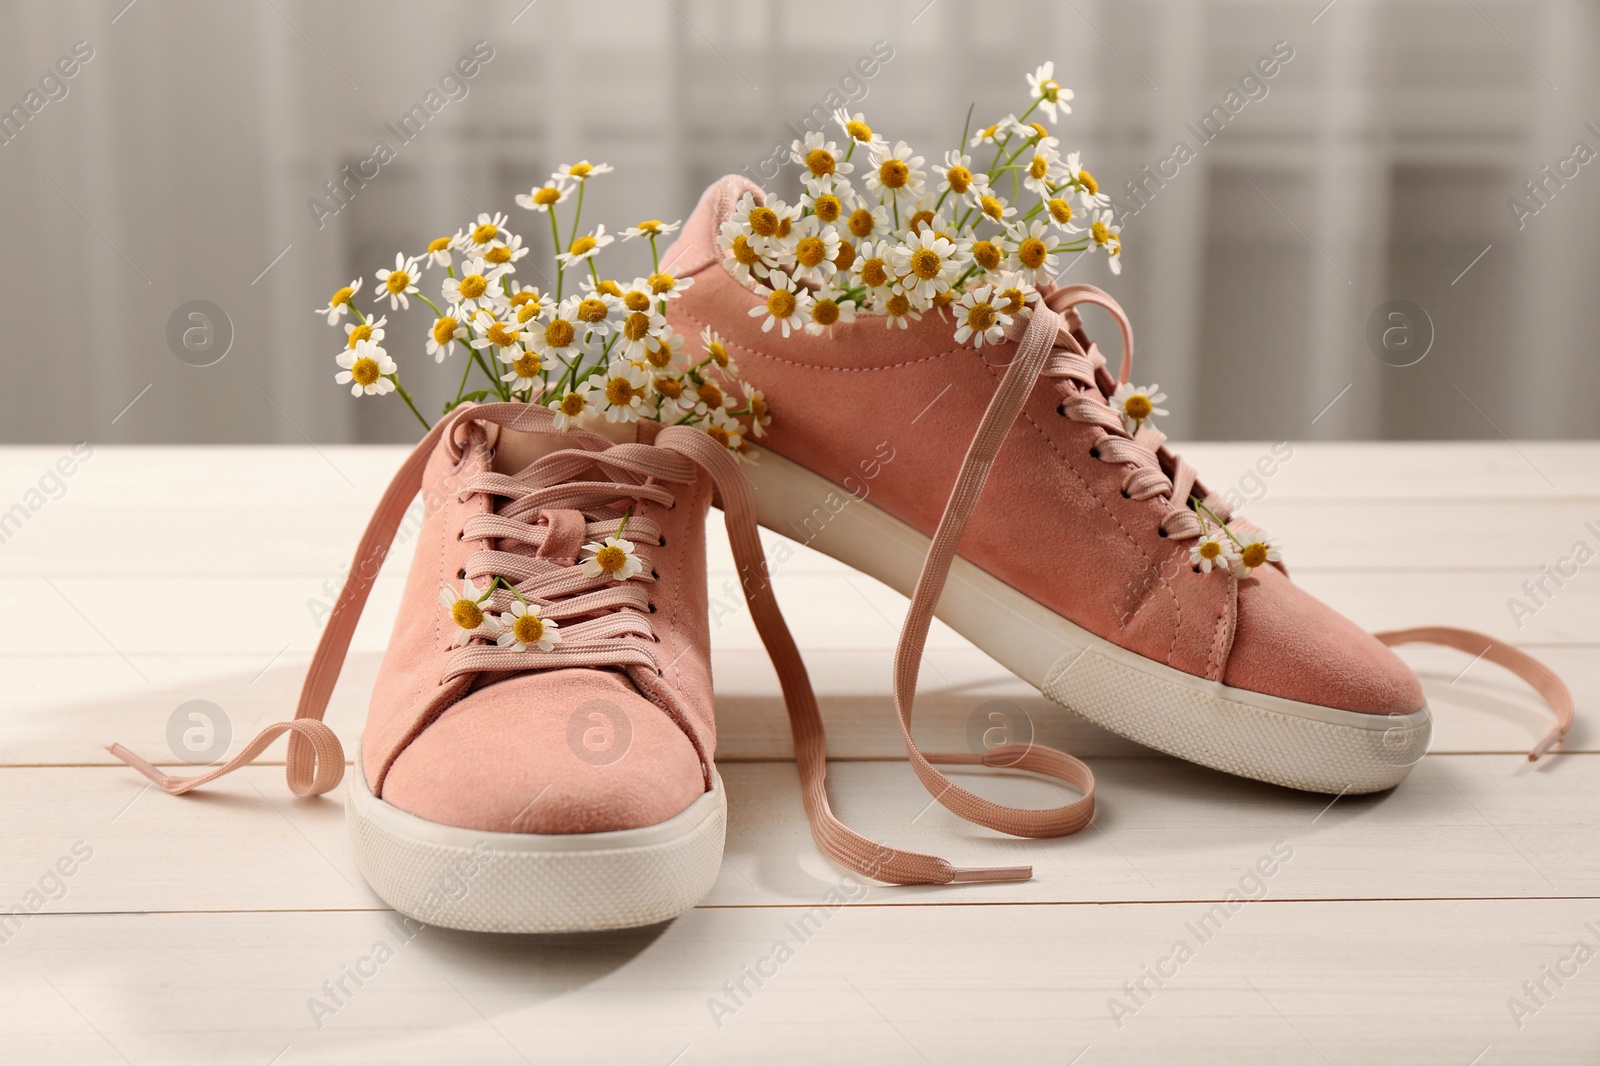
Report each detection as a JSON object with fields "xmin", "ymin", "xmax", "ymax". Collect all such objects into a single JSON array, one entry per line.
[
  {"xmin": 746, "ymin": 447, "xmax": 1430, "ymax": 795},
  {"xmin": 347, "ymin": 759, "xmax": 727, "ymax": 933}
]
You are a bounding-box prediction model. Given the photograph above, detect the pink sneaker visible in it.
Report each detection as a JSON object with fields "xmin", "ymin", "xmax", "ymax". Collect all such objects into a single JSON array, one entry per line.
[
  {"xmin": 112, "ymin": 401, "xmax": 1082, "ymax": 928},
  {"xmin": 662, "ymin": 175, "xmax": 1573, "ymax": 805}
]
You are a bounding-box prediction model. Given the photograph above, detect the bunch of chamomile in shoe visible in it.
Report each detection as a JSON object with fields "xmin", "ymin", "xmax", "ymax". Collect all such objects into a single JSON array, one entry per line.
[
  {"xmin": 313, "ymin": 160, "xmax": 768, "ymax": 454},
  {"xmin": 721, "ymin": 61, "xmax": 1123, "ymax": 349}
]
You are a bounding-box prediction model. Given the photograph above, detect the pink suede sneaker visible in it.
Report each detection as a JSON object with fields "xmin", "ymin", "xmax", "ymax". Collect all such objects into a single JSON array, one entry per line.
[
  {"xmin": 661, "ymin": 175, "xmax": 1573, "ymax": 807},
  {"xmin": 113, "ymin": 401, "xmax": 1088, "ymax": 928}
]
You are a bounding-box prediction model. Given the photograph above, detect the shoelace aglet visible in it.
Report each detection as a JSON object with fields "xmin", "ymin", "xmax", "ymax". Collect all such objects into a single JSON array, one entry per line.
[
  {"xmin": 1530, "ymin": 727, "xmax": 1565, "ymax": 762},
  {"xmin": 948, "ymin": 864, "xmax": 1032, "ymax": 884},
  {"xmin": 106, "ymin": 743, "xmax": 175, "ymax": 790}
]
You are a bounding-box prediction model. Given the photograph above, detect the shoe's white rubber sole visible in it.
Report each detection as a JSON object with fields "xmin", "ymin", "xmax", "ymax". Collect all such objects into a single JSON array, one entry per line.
[
  {"xmin": 346, "ymin": 759, "xmax": 727, "ymax": 933},
  {"xmin": 746, "ymin": 448, "xmax": 1430, "ymax": 795}
]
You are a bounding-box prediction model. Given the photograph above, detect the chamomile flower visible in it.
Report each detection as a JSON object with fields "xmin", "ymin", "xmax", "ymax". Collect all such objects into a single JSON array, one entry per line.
[
  {"xmin": 581, "ymin": 536, "xmax": 643, "ymax": 582},
  {"xmin": 442, "ymin": 258, "xmax": 507, "ymax": 313},
  {"xmin": 547, "ymin": 383, "xmax": 592, "ymax": 431},
  {"xmin": 791, "ymin": 131, "xmax": 855, "ymax": 191},
  {"xmin": 703, "ymin": 407, "xmax": 746, "ymax": 452},
  {"xmin": 890, "ymin": 228, "xmax": 961, "ymax": 303},
  {"xmin": 1189, "ymin": 533, "xmax": 1237, "ymax": 575},
  {"xmin": 335, "ymin": 339, "xmax": 397, "ymax": 397},
  {"xmin": 1110, "ymin": 382, "xmax": 1168, "ymax": 433},
  {"xmin": 731, "ymin": 193, "xmax": 800, "ymax": 257},
  {"xmin": 952, "ymin": 285, "xmax": 1013, "ymax": 349},
  {"xmin": 425, "ymin": 314, "xmax": 467, "ymax": 362},
  {"xmin": 976, "ymin": 192, "xmax": 1018, "ymax": 225},
  {"xmin": 1027, "ymin": 61, "xmax": 1075, "ymax": 123},
  {"xmin": 781, "ymin": 216, "xmax": 842, "ymax": 284},
  {"xmin": 372, "ymin": 253, "xmax": 421, "ymax": 311},
  {"xmin": 556, "ymin": 223, "xmax": 614, "ymax": 267},
  {"xmin": 740, "ymin": 382, "xmax": 771, "ymax": 437},
  {"xmin": 1066, "ymin": 152, "xmax": 1110, "ymax": 210},
  {"xmin": 482, "ymin": 232, "xmax": 529, "ymax": 269},
  {"xmin": 718, "ymin": 220, "xmax": 770, "ymax": 285},
  {"xmin": 645, "ymin": 270, "xmax": 693, "ymax": 299},
  {"xmin": 992, "ymin": 271, "xmax": 1041, "ymax": 319},
  {"xmin": 1020, "ymin": 145, "xmax": 1067, "ymax": 197},
  {"xmin": 969, "ymin": 119, "xmax": 1008, "ymax": 149},
  {"xmin": 555, "ymin": 160, "xmax": 613, "ymax": 183},
  {"xmin": 496, "ymin": 600, "xmax": 560, "ymax": 652},
  {"xmin": 469, "ymin": 308, "xmax": 523, "ymax": 354},
  {"xmin": 1044, "ymin": 195, "xmax": 1082, "ymax": 233},
  {"xmin": 423, "ymin": 236, "xmax": 457, "ymax": 269},
  {"xmin": 748, "ymin": 271, "xmax": 812, "ymax": 338},
  {"xmin": 463, "ymin": 212, "xmax": 510, "ymax": 250},
  {"xmin": 882, "ymin": 292, "xmax": 922, "ymax": 330},
  {"xmin": 801, "ymin": 188, "xmax": 849, "ymax": 226},
  {"xmin": 833, "ymin": 108, "xmax": 886, "ymax": 153},
  {"xmin": 439, "ymin": 577, "xmax": 499, "ymax": 645},
  {"xmin": 1009, "ymin": 220, "xmax": 1060, "ymax": 283},
  {"xmin": 613, "ymin": 306, "xmax": 667, "ymax": 360},
  {"xmin": 504, "ymin": 283, "xmax": 547, "ymax": 325},
  {"xmin": 592, "ymin": 361, "xmax": 650, "ymax": 423},
  {"xmin": 342, "ymin": 314, "xmax": 387, "ymax": 350},
  {"xmin": 844, "ymin": 202, "xmax": 890, "ymax": 242},
  {"xmin": 527, "ymin": 296, "xmax": 593, "ymax": 365},
  {"xmin": 572, "ymin": 292, "xmax": 620, "ymax": 337},
  {"xmin": 937, "ymin": 150, "xmax": 990, "ymax": 203},
  {"xmin": 623, "ymin": 219, "xmax": 681, "ymax": 240},
  {"xmin": 685, "ymin": 375, "xmax": 731, "ymax": 418},
  {"xmin": 851, "ymin": 239, "xmax": 895, "ymax": 293},
  {"xmin": 315, "ymin": 278, "xmax": 362, "ymax": 324},
  {"xmin": 515, "ymin": 183, "xmax": 572, "ymax": 213},
  {"xmin": 864, "ymin": 140, "xmax": 926, "ymax": 205},
  {"xmin": 805, "ymin": 290, "xmax": 857, "ymax": 336},
  {"xmin": 968, "ymin": 234, "xmax": 1015, "ymax": 275},
  {"xmin": 700, "ymin": 326, "xmax": 737, "ymax": 376},
  {"xmin": 1231, "ymin": 530, "xmax": 1282, "ymax": 578},
  {"xmin": 500, "ymin": 347, "xmax": 545, "ymax": 393},
  {"xmin": 1090, "ymin": 209, "xmax": 1123, "ymax": 274}
]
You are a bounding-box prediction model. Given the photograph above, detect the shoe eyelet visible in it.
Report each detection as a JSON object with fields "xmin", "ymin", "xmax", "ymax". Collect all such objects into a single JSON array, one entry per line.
[
  {"xmin": 650, "ymin": 569, "xmax": 660, "ymax": 580},
  {"xmin": 648, "ymin": 602, "xmax": 657, "ymax": 613},
  {"xmin": 457, "ymin": 567, "xmax": 467, "ymax": 579},
  {"xmin": 1089, "ymin": 446, "xmax": 1100, "ymax": 460},
  {"xmin": 1120, "ymin": 489, "xmax": 1131, "ymax": 499},
  {"xmin": 1157, "ymin": 528, "xmax": 1168, "ymax": 538},
  {"xmin": 1056, "ymin": 403, "xmax": 1068, "ymax": 416},
  {"xmin": 658, "ymin": 536, "xmax": 667, "ymax": 547}
]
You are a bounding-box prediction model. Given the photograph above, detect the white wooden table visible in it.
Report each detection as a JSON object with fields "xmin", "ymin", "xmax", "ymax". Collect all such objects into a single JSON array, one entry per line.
[{"xmin": 2, "ymin": 442, "xmax": 1596, "ymax": 1065}]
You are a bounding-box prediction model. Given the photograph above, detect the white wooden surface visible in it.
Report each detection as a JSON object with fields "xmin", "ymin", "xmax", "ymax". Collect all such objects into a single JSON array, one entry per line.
[{"xmin": 1, "ymin": 442, "xmax": 1597, "ymax": 1064}]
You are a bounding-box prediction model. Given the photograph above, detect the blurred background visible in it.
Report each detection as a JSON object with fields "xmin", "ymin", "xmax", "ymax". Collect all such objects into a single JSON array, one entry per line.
[{"xmin": 2, "ymin": 0, "xmax": 1596, "ymax": 444}]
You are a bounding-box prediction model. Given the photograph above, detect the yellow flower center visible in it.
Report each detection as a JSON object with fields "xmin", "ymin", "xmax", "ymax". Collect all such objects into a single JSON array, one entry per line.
[
  {"xmin": 795, "ymin": 236, "xmax": 827, "ymax": 268},
  {"xmin": 767, "ymin": 289, "xmax": 797, "ymax": 318},
  {"xmin": 428, "ymin": 237, "xmax": 452, "ymax": 255},
  {"xmin": 623, "ymin": 311, "xmax": 651, "ymax": 341},
  {"xmin": 1018, "ymin": 238, "xmax": 1048, "ymax": 269},
  {"xmin": 647, "ymin": 272, "xmax": 676, "ymax": 294},
  {"xmin": 707, "ymin": 341, "xmax": 729, "ymax": 367},
  {"xmin": 568, "ymin": 235, "xmax": 597, "ymax": 257},
  {"xmin": 1241, "ymin": 543, "xmax": 1268, "ymax": 569},
  {"xmin": 485, "ymin": 245, "xmax": 512, "ymax": 264},
  {"xmin": 812, "ymin": 299, "xmax": 840, "ymax": 326},
  {"xmin": 813, "ymin": 194, "xmax": 842, "ymax": 222},
  {"xmin": 655, "ymin": 376, "xmax": 683, "ymax": 398},
  {"xmin": 1028, "ymin": 155, "xmax": 1049, "ymax": 180},
  {"xmin": 698, "ymin": 381, "xmax": 724, "ymax": 408},
  {"xmin": 748, "ymin": 207, "xmax": 780, "ymax": 237},
  {"xmin": 330, "ymin": 285, "xmax": 354, "ymax": 307},
  {"xmin": 559, "ymin": 392, "xmax": 586, "ymax": 416},
  {"xmin": 776, "ymin": 217, "xmax": 792, "ymax": 239},
  {"xmin": 805, "ymin": 148, "xmax": 836, "ymax": 176},
  {"xmin": 706, "ymin": 424, "xmax": 732, "ymax": 448},
  {"xmin": 731, "ymin": 235, "xmax": 760, "ymax": 265},
  {"xmin": 605, "ymin": 377, "xmax": 636, "ymax": 406},
  {"xmin": 544, "ymin": 319, "xmax": 575, "ymax": 348},
  {"xmin": 972, "ymin": 240, "xmax": 1002, "ymax": 271},
  {"xmin": 909, "ymin": 210, "xmax": 935, "ymax": 233},
  {"xmin": 945, "ymin": 165, "xmax": 972, "ymax": 193},
  {"xmin": 998, "ymin": 287, "xmax": 1025, "ymax": 314},
  {"xmin": 459, "ymin": 274, "xmax": 488, "ymax": 300},
  {"xmin": 624, "ymin": 290, "xmax": 652, "ymax": 312},
  {"xmin": 845, "ymin": 119, "xmax": 872, "ymax": 142},
  {"xmin": 577, "ymin": 297, "xmax": 609, "ymax": 323},
  {"xmin": 432, "ymin": 317, "xmax": 459, "ymax": 344},
  {"xmin": 848, "ymin": 208, "xmax": 876, "ymax": 238},
  {"xmin": 510, "ymin": 290, "xmax": 537, "ymax": 307},
  {"xmin": 594, "ymin": 544, "xmax": 628, "ymax": 572},
  {"xmin": 1028, "ymin": 122, "xmax": 1049, "ymax": 139},
  {"xmin": 516, "ymin": 301, "xmax": 541, "ymax": 323},
  {"xmin": 932, "ymin": 289, "xmax": 955, "ymax": 309},
  {"xmin": 833, "ymin": 241, "xmax": 856, "ymax": 271},
  {"xmin": 980, "ymin": 195, "xmax": 1005, "ymax": 220},
  {"xmin": 886, "ymin": 294, "xmax": 911, "ymax": 317},
  {"xmin": 1092, "ymin": 220, "xmax": 1112, "ymax": 247},
  {"xmin": 1078, "ymin": 170, "xmax": 1098, "ymax": 195},
  {"xmin": 471, "ymin": 222, "xmax": 497, "ymax": 244},
  {"xmin": 749, "ymin": 393, "xmax": 767, "ymax": 419},
  {"xmin": 978, "ymin": 123, "xmax": 997, "ymax": 141},
  {"xmin": 646, "ymin": 340, "xmax": 673, "ymax": 367},
  {"xmin": 346, "ymin": 323, "xmax": 373, "ymax": 348},
  {"xmin": 534, "ymin": 186, "xmax": 562, "ymax": 206},
  {"xmin": 1199, "ymin": 540, "xmax": 1222, "ymax": 560},
  {"xmin": 350, "ymin": 357, "xmax": 381, "ymax": 386},
  {"xmin": 910, "ymin": 247, "xmax": 942, "ymax": 280},
  {"xmin": 451, "ymin": 598, "xmax": 484, "ymax": 630},
  {"xmin": 512, "ymin": 613, "xmax": 544, "ymax": 645},
  {"xmin": 596, "ymin": 279, "xmax": 623, "ymax": 297},
  {"xmin": 568, "ymin": 162, "xmax": 594, "ymax": 178},
  {"xmin": 511, "ymin": 353, "xmax": 541, "ymax": 378},
  {"xmin": 965, "ymin": 302, "xmax": 996, "ymax": 331},
  {"xmin": 1048, "ymin": 199, "xmax": 1075, "ymax": 226},
  {"xmin": 860, "ymin": 258, "xmax": 888, "ymax": 288},
  {"xmin": 1124, "ymin": 394, "xmax": 1153, "ymax": 420},
  {"xmin": 635, "ymin": 219, "xmax": 662, "ymax": 234},
  {"xmin": 486, "ymin": 321, "xmax": 518, "ymax": 347},
  {"xmin": 878, "ymin": 158, "xmax": 909, "ymax": 189}
]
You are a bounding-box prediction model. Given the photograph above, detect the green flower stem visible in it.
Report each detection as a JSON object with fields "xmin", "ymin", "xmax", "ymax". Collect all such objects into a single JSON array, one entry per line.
[
  {"xmin": 416, "ymin": 293, "xmax": 446, "ymax": 317},
  {"xmin": 549, "ymin": 208, "xmax": 565, "ymax": 303},
  {"xmin": 649, "ymin": 234, "xmax": 661, "ymax": 272},
  {"xmin": 388, "ymin": 375, "xmax": 432, "ymax": 430}
]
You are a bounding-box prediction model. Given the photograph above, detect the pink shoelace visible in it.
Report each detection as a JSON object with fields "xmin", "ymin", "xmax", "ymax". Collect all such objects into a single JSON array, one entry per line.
[
  {"xmin": 110, "ymin": 401, "xmax": 1079, "ymax": 886},
  {"xmin": 889, "ymin": 284, "xmax": 1573, "ymax": 848}
]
